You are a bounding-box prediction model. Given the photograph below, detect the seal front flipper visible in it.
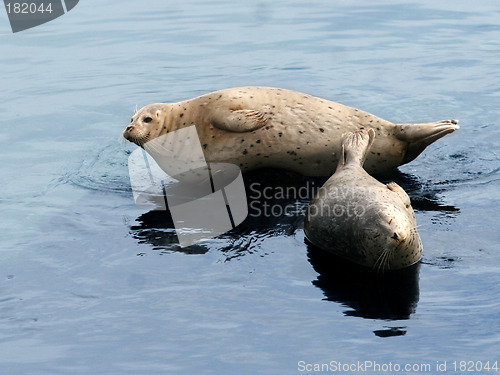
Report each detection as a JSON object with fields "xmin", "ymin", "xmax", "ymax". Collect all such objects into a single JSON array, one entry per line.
[
  {"xmin": 395, "ymin": 119, "xmax": 459, "ymax": 164},
  {"xmin": 211, "ymin": 109, "xmax": 269, "ymax": 133}
]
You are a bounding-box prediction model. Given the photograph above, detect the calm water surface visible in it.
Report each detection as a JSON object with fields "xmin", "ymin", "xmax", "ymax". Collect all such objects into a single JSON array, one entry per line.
[{"xmin": 1, "ymin": 1, "xmax": 499, "ymax": 374}]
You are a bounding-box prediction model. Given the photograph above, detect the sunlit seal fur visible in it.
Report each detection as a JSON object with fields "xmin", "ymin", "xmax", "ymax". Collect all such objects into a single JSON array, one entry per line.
[
  {"xmin": 304, "ymin": 129, "xmax": 423, "ymax": 270},
  {"xmin": 123, "ymin": 86, "xmax": 458, "ymax": 176}
]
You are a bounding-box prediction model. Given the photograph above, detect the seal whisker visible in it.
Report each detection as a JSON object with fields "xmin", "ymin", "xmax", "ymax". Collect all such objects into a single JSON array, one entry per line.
[
  {"xmin": 374, "ymin": 246, "xmax": 391, "ymax": 273},
  {"xmin": 143, "ymin": 138, "xmax": 166, "ymax": 154}
]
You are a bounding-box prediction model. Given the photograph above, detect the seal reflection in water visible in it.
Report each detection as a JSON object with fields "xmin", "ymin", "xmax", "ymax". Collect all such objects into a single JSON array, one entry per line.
[
  {"xmin": 123, "ymin": 86, "xmax": 458, "ymax": 176},
  {"xmin": 304, "ymin": 129, "xmax": 423, "ymax": 271}
]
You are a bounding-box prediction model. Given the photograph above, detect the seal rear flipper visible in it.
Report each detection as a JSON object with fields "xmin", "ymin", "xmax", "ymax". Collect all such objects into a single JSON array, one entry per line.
[
  {"xmin": 337, "ymin": 128, "xmax": 375, "ymax": 170},
  {"xmin": 212, "ymin": 109, "xmax": 269, "ymax": 133},
  {"xmin": 395, "ymin": 120, "xmax": 459, "ymax": 164}
]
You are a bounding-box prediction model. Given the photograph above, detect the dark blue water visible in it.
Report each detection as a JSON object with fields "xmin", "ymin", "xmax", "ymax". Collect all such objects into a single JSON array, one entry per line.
[{"xmin": 1, "ymin": 1, "xmax": 499, "ymax": 374}]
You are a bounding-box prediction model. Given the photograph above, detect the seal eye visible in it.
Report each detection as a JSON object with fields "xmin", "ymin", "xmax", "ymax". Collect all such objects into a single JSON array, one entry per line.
[{"xmin": 143, "ymin": 117, "xmax": 153, "ymax": 123}]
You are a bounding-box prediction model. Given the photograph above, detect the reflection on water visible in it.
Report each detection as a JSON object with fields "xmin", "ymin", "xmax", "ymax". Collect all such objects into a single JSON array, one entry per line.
[
  {"xmin": 129, "ymin": 168, "xmax": 460, "ymax": 258},
  {"xmin": 373, "ymin": 327, "xmax": 408, "ymax": 338},
  {"xmin": 307, "ymin": 242, "xmax": 420, "ymax": 337},
  {"xmin": 128, "ymin": 167, "xmax": 464, "ymax": 338},
  {"xmin": 129, "ymin": 169, "xmax": 316, "ymax": 257}
]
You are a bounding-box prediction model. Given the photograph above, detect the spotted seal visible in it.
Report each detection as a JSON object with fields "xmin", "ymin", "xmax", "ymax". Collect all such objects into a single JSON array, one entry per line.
[
  {"xmin": 123, "ymin": 86, "xmax": 458, "ymax": 176},
  {"xmin": 304, "ymin": 129, "xmax": 423, "ymax": 270}
]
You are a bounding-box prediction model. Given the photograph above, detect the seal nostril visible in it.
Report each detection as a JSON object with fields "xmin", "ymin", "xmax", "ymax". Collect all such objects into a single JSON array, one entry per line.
[
  {"xmin": 391, "ymin": 232, "xmax": 399, "ymax": 241},
  {"xmin": 126, "ymin": 125, "xmax": 134, "ymax": 132}
]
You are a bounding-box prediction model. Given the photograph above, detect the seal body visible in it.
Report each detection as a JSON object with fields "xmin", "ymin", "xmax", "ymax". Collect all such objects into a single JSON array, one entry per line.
[
  {"xmin": 123, "ymin": 86, "xmax": 458, "ymax": 176},
  {"xmin": 304, "ymin": 129, "xmax": 423, "ymax": 270}
]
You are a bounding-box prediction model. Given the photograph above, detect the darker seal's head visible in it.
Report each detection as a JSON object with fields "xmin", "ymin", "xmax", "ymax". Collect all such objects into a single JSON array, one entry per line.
[{"xmin": 357, "ymin": 202, "xmax": 423, "ymax": 271}]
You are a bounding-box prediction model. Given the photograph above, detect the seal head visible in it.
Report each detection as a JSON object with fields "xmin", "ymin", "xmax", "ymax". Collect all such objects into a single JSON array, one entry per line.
[{"xmin": 123, "ymin": 103, "xmax": 168, "ymax": 146}]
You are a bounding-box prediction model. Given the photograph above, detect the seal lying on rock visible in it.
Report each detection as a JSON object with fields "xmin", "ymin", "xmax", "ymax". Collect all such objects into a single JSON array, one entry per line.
[
  {"xmin": 304, "ymin": 129, "xmax": 423, "ymax": 270},
  {"xmin": 123, "ymin": 86, "xmax": 458, "ymax": 176}
]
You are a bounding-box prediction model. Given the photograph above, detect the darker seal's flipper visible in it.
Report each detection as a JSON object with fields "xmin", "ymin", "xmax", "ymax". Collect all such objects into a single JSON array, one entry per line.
[{"xmin": 337, "ymin": 128, "xmax": 375, "ymax": 170}]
